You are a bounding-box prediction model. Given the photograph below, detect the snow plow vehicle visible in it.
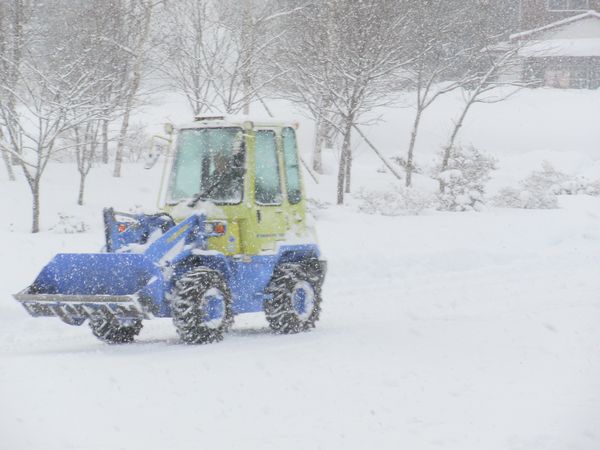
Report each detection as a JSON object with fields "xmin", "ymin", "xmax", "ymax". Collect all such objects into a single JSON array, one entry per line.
[{"xmin": 13, "ymin": 116, "xmax": 326, "ymax": 344}]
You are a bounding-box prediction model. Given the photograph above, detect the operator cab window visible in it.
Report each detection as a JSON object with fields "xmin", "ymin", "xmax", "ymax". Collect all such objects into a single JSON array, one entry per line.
[
  {"xmin": 281, "ymin": 127, "xmax": 302, "ymax": 205},
  {"xmin": 168, "ymin": 127, "xmax": 245, "ymax": 204},
  {"xmin": 254, "ymin": 130, "xmax": 282, "ymax": 205}
]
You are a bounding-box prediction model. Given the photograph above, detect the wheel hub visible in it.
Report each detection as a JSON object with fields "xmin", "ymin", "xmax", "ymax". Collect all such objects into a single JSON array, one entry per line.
[
  {"xmin": 202, "ymin": 287, "xmax": 226, "ymax": 329},
  {"xmin": 291, "ymin": 281, "xmax": 315, "ymax": 320}
]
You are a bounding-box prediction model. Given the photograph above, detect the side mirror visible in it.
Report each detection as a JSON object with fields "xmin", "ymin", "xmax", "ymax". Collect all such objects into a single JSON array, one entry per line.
[{"xmin": 164, "ymin": 123, "xmax": 174, "ymax": 135}]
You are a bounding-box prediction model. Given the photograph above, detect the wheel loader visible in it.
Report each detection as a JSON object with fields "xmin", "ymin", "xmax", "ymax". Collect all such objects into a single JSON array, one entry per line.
[{"xmin": 13, "ymin": 116, "xmax": 327, "ymax": 344}]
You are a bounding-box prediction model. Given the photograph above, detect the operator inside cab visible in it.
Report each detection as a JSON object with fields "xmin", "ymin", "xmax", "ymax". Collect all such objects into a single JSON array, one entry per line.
[{"xmin": 168, "ymin": 128, "xmax": 245, "ymax": 205}]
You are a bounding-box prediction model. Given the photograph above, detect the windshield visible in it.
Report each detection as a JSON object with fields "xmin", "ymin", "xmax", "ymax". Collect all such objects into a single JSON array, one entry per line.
[{"xmin": 167, "ymin": 127, "xmax": 245, "ymax": 204}]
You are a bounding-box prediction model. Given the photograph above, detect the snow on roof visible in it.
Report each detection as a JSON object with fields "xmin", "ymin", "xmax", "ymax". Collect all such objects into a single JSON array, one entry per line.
[
  {"xmin": 518, "ymin": 38, "xmax": 600, "ymax": 57},
  {"xmin": 511, "ymin": 10, "xmax": 600, "ymax": 40},
  {"xmin": 178, "ymin": 114, "xmax": 299, "ymax": 130}
]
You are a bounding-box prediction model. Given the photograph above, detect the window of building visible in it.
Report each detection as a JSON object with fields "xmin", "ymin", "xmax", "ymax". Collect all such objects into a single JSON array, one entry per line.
[
  {"xmin": 569, "ymin": 58, "xmax": 600, "ymax": 89},
  {"xmin": 548, "ymin": 0, "xmax": 589, "ymax": 11}
]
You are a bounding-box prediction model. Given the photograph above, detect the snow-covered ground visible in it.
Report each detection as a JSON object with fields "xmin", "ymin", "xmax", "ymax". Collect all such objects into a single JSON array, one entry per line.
[{"xmin": 1, "ymin": 88, "xmax": 600, "ymax": 450}]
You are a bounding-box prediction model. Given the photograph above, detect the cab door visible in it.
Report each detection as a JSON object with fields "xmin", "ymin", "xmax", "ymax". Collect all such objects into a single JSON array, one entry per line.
[
  {"xmin": 250, "ymin": 128, "xmax": 287, "ymax": 253},
  {"xmin": 280, "ymin": 127, "xmax": 306, "ymax": 236}
]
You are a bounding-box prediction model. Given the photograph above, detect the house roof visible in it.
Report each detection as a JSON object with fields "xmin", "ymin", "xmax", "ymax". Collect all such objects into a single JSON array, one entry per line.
[
  {"xmin": 511, "ymin": 10, "xmax": 600, "ymax": 40},
  {"xmin": 518, "ymin": 38, "xmax": 600, "ymax": 57}
]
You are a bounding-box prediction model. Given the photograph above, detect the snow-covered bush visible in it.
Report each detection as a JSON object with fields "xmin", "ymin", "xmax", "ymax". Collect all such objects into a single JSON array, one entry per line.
[
  {"xmin": 355, "ymin": 185, "xmax": 434, "ymax": 216},
  {"xmin": 435, "ymin": 145, "xmax": 497, "ymax": 212},
  {"xmin": 50, "ymin": 213, "xmax": 89, "ymax": 234},
  {"xmin": 583, "ymin": 179, "xmax": 600, "ymax": 196},
  {"xmin": 492, "ymin": 162, "xmax": 600, "ymax": 209},
  {"xmin": 553, "ymin": 176, "xmax": 600, "ymax": 196},
  {"xmin": 492, "ymin": 186, "xmax": 558, "ymax": 209},
  {"xmin": 522, "ymin": 162, "xmax": 569, "ymax": 195}
]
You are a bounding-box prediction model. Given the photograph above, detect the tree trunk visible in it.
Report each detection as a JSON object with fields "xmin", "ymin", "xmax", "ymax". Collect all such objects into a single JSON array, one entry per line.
[
  {"xmin": 31, "ymin": 182, "xmax": 40, "ymax": 234},
  {"xmin": 324, "ymin": 120, "xmax": 335, "ymax": 148},
  {"xmin": 242, "ymin": 72, "xmax": 251, "ymax": 115},
  {"xmin": 337, "ymin": 116, "xmax": 353, "ymax": 205},
  {"xmin": 8, "ymin": 0, "xmax": 24, "ymax": 166},
  {"xmin": 77, "ymin": 172, "xmax": 85, "ymax": 206},
  {"xmin": 101, "ymin": 118, "xmax": 109, "ymax": 164},
  {"xmin": 312, "ymin": 116, "xmax": 325, "ymax": 174},
  {"xmin": 441, "ymin": 99, "xmax": 472, "ymax": 172},
  {"xmin": 242, "ymin": 73, "xmax": 251, "ymax": 115},
  {"xmin": 242, "ymin": 0, "xmax": 252, "ymax": 115},
  {"xmin": 113, "ymin": 88, "xmax": 134, "ymax": 177},
  {"xmin": 439, "ymin": 96, "xmax": 477, "ymax": 193},
  {"xmin": 405, "ymin": 107, "xmax": 423, "ymax": 187},
  {"xmin": 113, "ymin": 1, "xmax": 153, "ymax": 177},
  {"xmin": 344, "ymin": 131, "xmax": 352, "ymax": 194},
  {"xmin": 0, "ymin": 143, "xmax": 15, "ymax": 181},
  {"xmin": 336, "ymin": 144, "xmax": 347, "ymax": 205}
]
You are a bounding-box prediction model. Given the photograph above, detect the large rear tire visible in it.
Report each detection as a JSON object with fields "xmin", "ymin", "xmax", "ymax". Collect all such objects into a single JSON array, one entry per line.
[
  {"xmin": 265, "ymin": 260, "xmax": 324, "ymax": 334},
  {"xmin": 89, "ymin": 313, "xmax": 142, "ymax": 344},
  {"xmin": 171, "ymin": 268, "xmax": 233, "ymax": 344}
]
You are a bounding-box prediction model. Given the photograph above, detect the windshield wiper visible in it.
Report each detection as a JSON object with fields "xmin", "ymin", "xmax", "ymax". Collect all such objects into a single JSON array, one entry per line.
[
  {"xmin": 187, "ymin": 173, "xmax": 229, "ymax": 207},
  {"xmin": 188, "ymin": 167, "xmax": 244, "ymax": 208}
]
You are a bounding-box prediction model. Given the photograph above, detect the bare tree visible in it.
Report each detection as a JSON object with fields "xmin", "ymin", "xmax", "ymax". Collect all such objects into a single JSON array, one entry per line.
[
  {"xmin": 204, "ymin": 0, "xmax": 297, "ymax": 114},
  {"xmin": 399, "ymin": 0, "xmax": 482, "ymax": 187},
  {"xmin": 276, "ymin": 0, "xmax": 412, "ymax": 204},
  {"xmin": 0, "ymin": 0, "xmax": 111, "ymax": 231},
  {"xmin": 0, "ymin": 57, "xmax": 108, "ymax": 232},
  {"xmin": 51, "ymin": 0, "xmax": 126, "ymax": 204},
  {"xmin": 96, "ymin": 0, "xmax": 132, "ymax": 165},
  {"xmin": 0, "ymin": 0, "xmax": 30, "ymax": 180},
  {"xmin": 271, "ymin": 0, "xmax": 340, "ymax": 175},
  {"xmin": 161, "ymin": 0, "xmax": 217, "ymax": 115},
  {"xmin": 73, "ymin": 120, "xmax": 101, "ymax": 205},
  {"xmin": 437, "ymin": 1, "xmax": 533, "ymax": 192},
  {"xmin": 160, "ymin": 0, "xmax": 304, "ymax": 117},
  {"xmin": 112, "ymin": 0, "xmax": 163, "ymax": 178},
  {"xmin": 0, "ymin": 3, "xmax": 14, "ymax": 180},
  {"xmin": 440, "ymin": 51, "xmax": 524, "ymax": 178}
]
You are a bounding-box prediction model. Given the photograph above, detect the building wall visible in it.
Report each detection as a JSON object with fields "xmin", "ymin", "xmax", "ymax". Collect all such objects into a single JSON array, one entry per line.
[
  {"xmin": 521, "ymin": 0, "xmax": 600, "ymax": 30},
  {"xmin": 523, "ymin": 56, "xmax": 600, "ymax": 88}
]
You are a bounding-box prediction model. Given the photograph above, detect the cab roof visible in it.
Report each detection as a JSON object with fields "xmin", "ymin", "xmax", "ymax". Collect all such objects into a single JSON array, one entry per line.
[{"xmin": 178, "ymin": 114, "xmax": 299, "ymax": 130}]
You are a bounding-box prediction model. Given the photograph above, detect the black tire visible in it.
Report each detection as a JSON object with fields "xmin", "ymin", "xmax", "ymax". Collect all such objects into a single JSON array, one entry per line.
[
  {"xmin": 265, "ymin": 260, "xmax": 324, "ymax": 334},
  {"xmin": 89, "ymin": 312, "xmax": 142, "ymax": 344},
  {"xmin": 170, "ymin": 268, "xmax": 233, "ymax": 344}
]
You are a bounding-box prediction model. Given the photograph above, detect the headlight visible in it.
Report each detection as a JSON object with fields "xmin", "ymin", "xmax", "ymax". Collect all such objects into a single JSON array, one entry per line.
[{"xmin": 206, "ymin": 221, "xmax": 226, "ymax": 236}]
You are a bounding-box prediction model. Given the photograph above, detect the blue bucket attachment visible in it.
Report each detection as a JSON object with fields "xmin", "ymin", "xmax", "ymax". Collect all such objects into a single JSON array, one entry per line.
[
  {"xmin": 14, "ymin": 213, "xmax": 206, "ymax": 325},
  {"xmin": 29, "ymin": 253, "xmax": 161, "ymax": 296},
  {"xmin": 14, "ymin": 253, "xmax": 165, "ymax": 324}
]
